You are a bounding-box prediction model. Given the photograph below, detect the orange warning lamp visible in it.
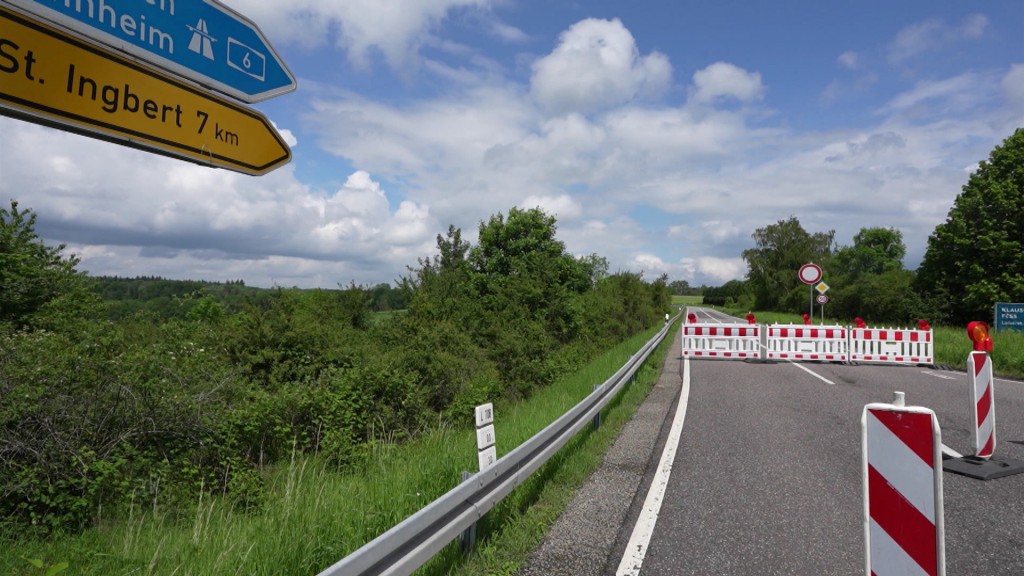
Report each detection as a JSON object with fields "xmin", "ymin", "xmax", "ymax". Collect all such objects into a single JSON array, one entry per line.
[
  {"xmin": 966, "ymin": 321, "xmax": 993, "ymax": 352},
  {"xmin": 687, "ymin": 313, "xmax": 697, "ymax": 324},
  {"xmin": 746, "ymin": 312, "xmax": 756, "ymax": 325}
]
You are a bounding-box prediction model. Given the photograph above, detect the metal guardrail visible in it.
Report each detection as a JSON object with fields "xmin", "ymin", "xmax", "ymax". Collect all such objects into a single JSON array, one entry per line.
[{"xmin": 317, "ymin": 319, "xmax": 675, "ymax": 576}]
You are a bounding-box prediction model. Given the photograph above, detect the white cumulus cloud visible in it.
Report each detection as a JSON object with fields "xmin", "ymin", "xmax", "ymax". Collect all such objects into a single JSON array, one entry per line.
[
  {"xmin": 530, "ymin": 18, "xmax": 672, "ymax": 116},
  {"xmin": 690, "ymin": 62, "xmax": 764, "ymax": 104}
]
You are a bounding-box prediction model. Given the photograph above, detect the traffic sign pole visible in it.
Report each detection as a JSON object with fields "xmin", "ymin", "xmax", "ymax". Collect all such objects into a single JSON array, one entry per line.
[
  {"xmin": 0, "ymin": 6, "xmax": 291, "ymax": 175},
  {"xmin": 799, "ymin": 263, "xmax": 823, "ymax": 321}
]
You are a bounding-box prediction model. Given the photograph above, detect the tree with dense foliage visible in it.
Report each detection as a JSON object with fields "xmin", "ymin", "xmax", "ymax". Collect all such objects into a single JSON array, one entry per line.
[
  {"xmin": 742, "ymin": 217, "xmax": 835, "ymax": 311},
  {"xmin": 915, "ymin": 129, "xmax": 1024, "ymax": 324},
  {"xmin": 702, "ymin": 279, "xmax": 751, "ymax": 307},
  {"xmin": 469, "ymin": 207, "xmax": 593, "ymax": 394},
  {"xmin": 0, "ymin": 201, "xmax": 97, "ymax": 329},
  {"xmin": 669, "ymin": 279, "xmax": 701, "ymax": 296},
  {"xmin": 825, "ymin": 227, "xmax": 933, "ymax": 325},
  {"xmin": 830, "ymin": 227, "xmax": 905, "ymax": 280}
]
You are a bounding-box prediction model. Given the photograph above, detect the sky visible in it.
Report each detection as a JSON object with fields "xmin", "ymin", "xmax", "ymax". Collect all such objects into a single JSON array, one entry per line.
[{"xmin": 2, "ymin": 0, "xmax": 1022, "ymax": 289}]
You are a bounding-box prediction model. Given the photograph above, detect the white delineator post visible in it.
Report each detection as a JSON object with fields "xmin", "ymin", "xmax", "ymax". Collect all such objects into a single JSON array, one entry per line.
[
  {"xmin": 462, "ymin": 403, "xmax": 496, "ymax": 553},
  {"xmin": 475, "ymin": 403, "xmax": 496, "ymax": 471},
  {"xmin": 862, "ymin": 394, "xmax": 945, "ymax": 576},
  {"xmin": 968, "ymin": 351, "xmax": 996, "ymax": 459}
]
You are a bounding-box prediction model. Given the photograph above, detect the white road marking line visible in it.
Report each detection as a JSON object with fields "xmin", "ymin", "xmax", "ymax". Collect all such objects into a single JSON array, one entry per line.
[
  {"xmin": 941, "ymin": 444, "xmax": 963, "ymax": 459},
  {"xmin": 788, "ymin": 360, "xmax": 836, "ymax": 385},
  {"xmin": 921, "ymin": 370, "xmax": 957, "ymax": 381},
  {"xmin": 615, "ymin": 357, "xmax": 692, "ymax": 576}
]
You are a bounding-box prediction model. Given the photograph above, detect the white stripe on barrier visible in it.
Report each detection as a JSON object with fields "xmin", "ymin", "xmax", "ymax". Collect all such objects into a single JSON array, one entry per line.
[{"xmin": 869, "ymin": 521, "xmax": 930, "ymax": 576}]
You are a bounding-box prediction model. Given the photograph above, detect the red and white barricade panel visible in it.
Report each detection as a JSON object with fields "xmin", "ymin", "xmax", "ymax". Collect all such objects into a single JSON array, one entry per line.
[
  {"xmin": 862, "ymin": 402, "xmax": 945, "ymax": 576},
  {"xmin": 764, "ymin": 325, "xmax": 848, "ymax": 361},
  {"xmin": 681, "ymin": 323, "xmax": 761, "ymax": 359},
  {"xmin": 850, "ymin": 328, "xmax": 933, "ymax": 366}
]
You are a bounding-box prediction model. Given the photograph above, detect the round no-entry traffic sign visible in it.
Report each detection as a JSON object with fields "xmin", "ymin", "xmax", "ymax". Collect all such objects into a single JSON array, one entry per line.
[{"xmin": 799, "ymin": 263, "xmax": 823, "ymax": 285}]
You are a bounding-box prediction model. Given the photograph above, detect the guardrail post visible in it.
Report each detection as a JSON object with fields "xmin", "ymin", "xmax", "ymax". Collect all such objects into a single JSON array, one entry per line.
[
  {"xmin": 592, "ymin": 384, "xmax": 602, "ymax": 430},
  {"xmin": 459, "ymin": 471, "xmax": 477, "ymax": 553}
]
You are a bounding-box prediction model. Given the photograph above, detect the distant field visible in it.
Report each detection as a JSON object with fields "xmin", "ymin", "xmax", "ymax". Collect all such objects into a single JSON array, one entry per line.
[{"xmin": 672, "ymin": 295, "xmax": 703, "ymax": 306}]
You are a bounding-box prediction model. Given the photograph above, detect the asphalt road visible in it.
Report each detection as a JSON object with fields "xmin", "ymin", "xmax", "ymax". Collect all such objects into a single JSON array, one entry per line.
[{"xmin": 519, "ymin": 309, "xmax": 1024, "ymax": 575}]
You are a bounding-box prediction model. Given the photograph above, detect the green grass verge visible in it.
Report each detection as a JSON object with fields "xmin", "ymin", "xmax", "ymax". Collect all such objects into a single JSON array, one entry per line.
[
  {"xmin": 672, "ymin": 295, "xmax": 703, "ymax": 306},
  {"xmin": 1, "ymin": 325, "xmax": 673, "ymax": 576}
]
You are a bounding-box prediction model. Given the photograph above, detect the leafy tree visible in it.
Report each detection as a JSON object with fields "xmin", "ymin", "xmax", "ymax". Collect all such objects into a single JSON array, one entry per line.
[
  {"xmin": 404, "ymin": 225, "xmax": 478, "ymax": 325},
  {"xmin": 916, "ymin": 129, "xmax": 1024, "ymax": 324},
  {"xmin": 0, "ymin": 200, "xmax": 96, "ymax": 329},
  {"xmin": 468, "ymin": 207, "xmax": 591, "ymax": 394},
  {"xmin": 830, "ymin": 227, "xmax": 906, "ymax": 281},
  {"xmin": 669, "ymin": 279, "xmax": 696, "ymax": 296},
  {"xmin": 579, "ymin": 253, "xmax": 610, "ymax": 286},
  {"xmin": 703, "ymin": 279, "xmax": 751, "ymax": 307},
  {"xmin": 742, "ymin": 217, "xmax": 835, "ymax": 311}
]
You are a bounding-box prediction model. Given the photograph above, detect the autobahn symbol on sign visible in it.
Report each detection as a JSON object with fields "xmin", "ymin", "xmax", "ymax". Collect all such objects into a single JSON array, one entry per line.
[
  {"xmin": 2, "ymin": 0, "xmax": 296, "ymax": 102},
  {"xmin": 0, "ymin": 6, "xmax": 291, "ymax": 175}
]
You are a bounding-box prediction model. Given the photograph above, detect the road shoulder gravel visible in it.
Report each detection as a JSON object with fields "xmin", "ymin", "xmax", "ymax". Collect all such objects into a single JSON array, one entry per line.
[{"xmin": 515, "ymin": 329, "xmax": 683, "ymax": 576}]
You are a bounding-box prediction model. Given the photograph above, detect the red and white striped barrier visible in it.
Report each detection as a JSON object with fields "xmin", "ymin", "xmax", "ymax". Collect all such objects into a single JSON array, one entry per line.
[
  {"xmin": 968, "ymin": 351, "xmax": 995, "ymax": 459},
  {"xmin": 849, "ymin": 328, "xmax": 933, "ymax": 365},
  {"xmin": 680, "ymin": 323, "xmax": 761, "ymax": 359},
  {"xmin": 764, "ymin": 325, "xmax": 847, "ymax": 361},
  {"xmin": 681, "ymin": 321, "xmax": 933, "ymax": 366},
  {"xmin": 862, "ymin": 397, "xmax": 945, "ymax": 576}
]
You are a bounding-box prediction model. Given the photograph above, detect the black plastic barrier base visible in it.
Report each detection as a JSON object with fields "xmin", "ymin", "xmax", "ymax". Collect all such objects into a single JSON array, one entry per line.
[{"xmin": 943, "ymin": 455, "xmax": 1024, "ymax": 480}]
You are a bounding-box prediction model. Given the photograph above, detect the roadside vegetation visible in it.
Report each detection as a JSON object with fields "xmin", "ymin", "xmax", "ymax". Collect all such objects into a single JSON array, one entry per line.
[
  {"xmin": 2, "ymin": 130, "xmax": 1019, "ymax": 574},
  {"xmin": 1, "ymin": 202, "xmax": 672, "ymax": 574}
]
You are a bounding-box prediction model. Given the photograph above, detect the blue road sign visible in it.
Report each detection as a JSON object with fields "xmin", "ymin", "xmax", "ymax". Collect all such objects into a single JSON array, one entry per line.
[
  {"xmin": 995, "ymin": 302, "xmax": 1024, "ymax": 333},
  {"xmin": 2, "ymin": 0, "xmax": 295, "ymax": 102}
]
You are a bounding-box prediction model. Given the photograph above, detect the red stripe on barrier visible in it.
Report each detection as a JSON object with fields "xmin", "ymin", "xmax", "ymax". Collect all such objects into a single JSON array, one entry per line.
[
  {"xmin": 980, "ymin": 434, "xmax": 994, "ymax": 457},
  {"xmin": 871, "ymin": 410, "xmax": 933, "ymax": 464},
  {"xmin": 868, "ymin": 465, "xmax": 938, "ymax": 576},
  {"xmin": 973, "ymin": 356, "xmax": 985, "ymax": 378},
  {"xmin": 895, "ymin": 332, "xmax": 903, "ymax": 342},
  {"xmin": 911, "ymin": 332, "xmax": 919, "ymax": 342},
  {"xmin": 977, "ymin": 386, "xmax": 992, "ymax": 425}
]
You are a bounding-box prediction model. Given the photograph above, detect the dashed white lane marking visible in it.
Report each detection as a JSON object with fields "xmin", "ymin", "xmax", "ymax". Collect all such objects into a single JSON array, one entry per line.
[
  {"xmin": 615, "ymin": 357, "xmax": 692, "ymax": 576},
  {"xmin": 788, "ymin": 360, "xmax": 836, "ymax": 385}
]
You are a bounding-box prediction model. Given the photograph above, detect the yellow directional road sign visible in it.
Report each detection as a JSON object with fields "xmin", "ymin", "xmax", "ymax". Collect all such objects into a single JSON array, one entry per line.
[{"xmin": 0, "ymin": 6, "xmax": 290, "ymax": 175}]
